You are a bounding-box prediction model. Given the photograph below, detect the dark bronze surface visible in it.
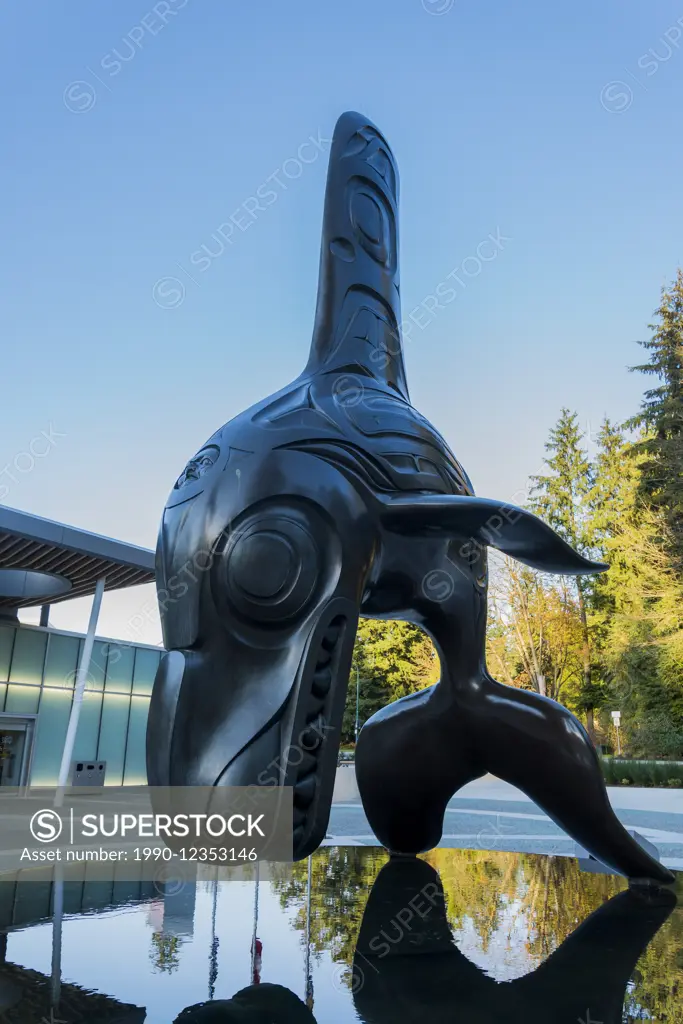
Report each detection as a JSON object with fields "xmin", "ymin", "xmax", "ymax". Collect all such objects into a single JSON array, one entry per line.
[
  {"xmin": 147, "ymin": 110, "xmax": 672, "ymax": 883},
  {"xmin": 174, "ymin": 984, "xmax": 315, "ymax": 1023}
]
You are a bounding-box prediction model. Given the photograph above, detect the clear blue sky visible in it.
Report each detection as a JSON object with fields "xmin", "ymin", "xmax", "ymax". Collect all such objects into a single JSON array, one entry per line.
[{"xmin": 2, "ymin": 0, "xmax": 682, "ymax": 641}]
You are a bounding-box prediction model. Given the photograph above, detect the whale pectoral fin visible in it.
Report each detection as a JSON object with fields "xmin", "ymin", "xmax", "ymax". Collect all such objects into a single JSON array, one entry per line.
[{"xmin": 378, "ymin": 494, "xmax": 607, "ymax": 576}]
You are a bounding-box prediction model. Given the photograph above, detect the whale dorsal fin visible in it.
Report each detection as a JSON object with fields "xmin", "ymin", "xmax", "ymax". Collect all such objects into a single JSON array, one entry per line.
[{"xmin": 305, "ymin": 111, "xmax": 409, "ymax": 401}]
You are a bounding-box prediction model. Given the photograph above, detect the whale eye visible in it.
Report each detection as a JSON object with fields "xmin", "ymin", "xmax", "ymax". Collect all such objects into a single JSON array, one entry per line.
[
  {"xmin": 219, "ymin": 514, "xmax": 320, "ymax": 625},
  {"xmin": 175, "ymin": 445, "xmax": 220, "ymax": 489}
]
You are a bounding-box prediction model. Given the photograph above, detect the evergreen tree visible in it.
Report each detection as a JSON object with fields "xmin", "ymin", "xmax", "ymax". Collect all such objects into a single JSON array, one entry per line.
[
  {"xmin": 628, "ymin": 268, "xmax": 683, "ymax": 566},
  {"xmin": 587, "ymin": 419, "xmax": 641, "ymax": 549},
  {"xmin": 529, "ymin": 410, "xmax": 601, "ymax": 732},
  {"xmin": 596, "ymin": 505, "xmax": 683, "ymax": 738},
  {"xmin": 586, "ymin": 422, "xmax": 655, "ymax": 728},
  {"xmin": 585, "ymin": 419, "xmax": 639, "ymax": 682},
  {"xmin": 529, "ymin": 409, "xmax": 592, "ymax": 553},
  {"xmin": 587, "ymin": 420, "xmax": 683, "ymax": 739},
  {"xmin": 342, "ymin": 619, "xmax": 438, "ymax": 742}
]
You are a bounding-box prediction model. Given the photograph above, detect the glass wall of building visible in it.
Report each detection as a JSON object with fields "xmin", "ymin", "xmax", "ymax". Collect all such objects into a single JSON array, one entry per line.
[{"xmin": 0, "ymin": 622, "xmax": 161, "ymax": 786}]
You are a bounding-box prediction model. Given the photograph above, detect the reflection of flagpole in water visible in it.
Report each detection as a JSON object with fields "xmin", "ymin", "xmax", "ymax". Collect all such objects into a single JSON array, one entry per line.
[
  {"xmin": 250, "ymin": 861, "xmax": 261, "ymax": 984},
  {"xmin": 208, "ymin": 871, "xmax": 219, "ymax": 1000},
  {"xmin": 50, "ymin": 864, "xmax": 63, "ymax": 1010},
  {"xmin": 305, "ymin": 854, "xmax": 314, "ymax": 1010},
  {"xmin": 51, "ymin": 578, "xmax": 105, "ymax": 1013}
]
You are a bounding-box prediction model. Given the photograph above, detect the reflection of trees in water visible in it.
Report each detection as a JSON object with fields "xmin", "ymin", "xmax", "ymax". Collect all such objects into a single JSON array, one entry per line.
[
  {"xmin": 427, "ymin": 850, "xmax": 624, "ymax": 960},
  {"xmin": 425, "ymin": 847, "xmax": 525, "ymax": 953},
  {"xmin": 149, "ymin": 932, "xmax": 182, "ymax": 974},
  {"xmin": 628, "ymin": 909, "xmax": 683, "ymax": 1023},
  {"xmin": 272, "ymin": 848, "xmax": 683, "ymax": 1020},
  {"xmin": 271, "ymin": 848, "xmax": 388, "ymax": 964},
  {"xmin": 518, "ymin": 854, "xmax": 622, "ymax": 961}
]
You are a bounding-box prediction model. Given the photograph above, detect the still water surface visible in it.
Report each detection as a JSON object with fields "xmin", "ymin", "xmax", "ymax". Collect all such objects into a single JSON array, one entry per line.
[{"xmin": 0, "ymin": 847, "xmax": 681, "ymax": 1022}]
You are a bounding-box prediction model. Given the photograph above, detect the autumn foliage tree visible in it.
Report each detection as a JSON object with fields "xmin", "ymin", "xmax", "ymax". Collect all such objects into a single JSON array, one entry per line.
[
  {"xmin": 488, "ymin": 559, "xmax": 583, "ymax": 704},
  {"xmin": 528, "ymin": 409, "xmax": 602, "ymax": 732}
]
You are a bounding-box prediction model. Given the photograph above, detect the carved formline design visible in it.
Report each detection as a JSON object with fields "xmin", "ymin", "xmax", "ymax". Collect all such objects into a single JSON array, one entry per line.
[{"xmin": 306, "ymin": 113, "xmax": 408, "ymax": 401}]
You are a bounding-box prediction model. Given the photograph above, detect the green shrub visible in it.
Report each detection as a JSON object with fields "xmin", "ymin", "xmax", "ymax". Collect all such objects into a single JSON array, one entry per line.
[
  {"xmin": 600, "ymin": 757, "xmax": 683, "ymax": 787},
  {"xmin": 628, "ymin": 761, "xmax": 653, "ymax": 786},
  {"xmin": 601, "ymin": 759, "xmax": 615, "ymax": 785},
  {"xmin": 623, "ymin": 714, "xmax": 683, "ymax": 760},
  {"xmin": 650, "ymin": 761, "xmax": 674, "ymax": 787}
]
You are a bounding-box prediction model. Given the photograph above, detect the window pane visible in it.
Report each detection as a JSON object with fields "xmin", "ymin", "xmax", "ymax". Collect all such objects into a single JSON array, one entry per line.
[
  {"xmin": 72, "ymin": 690, "xmax": 103, "ymax": 764},
  {"xmin": 9, "ymin": 629, "xmax": 47, "ymax": 685},
  {"xmin": 82, "ymin": 640, "xmax": 108, "ymax": 691},
  {"xmin": 10, "ymin": 884, "xmax": 53, "ymax": 928},
  {"xmin": 63, "ymin": 882, "xmax": 92, "ymax": 916},
  {"xmin": 104, "ymin": 644, "xmax": 135, "ymax": 695},
  {"xmin": 5, "ymin": 685, "xmax": 40, "ymax": 714},
  {"xmin": 43, "ymin": 634, "xmax": 79, "ymax": 691},
  {"xmin": 112, "ymin": 879, "xmax": 147, "ymax": 905},
  {"xmin": 31, "ymin": 688, "xmax": 73, "ymax": 785},
  {"xmin": 123, "ymin": 696, "xmax": 150, "ymax": 785},
  {"xmin": 82, "ymin": 881, "xmax": 118, "ymax": 912},
  {"xmin": 132, "ymin": 648, "xmax": 161, "ymax": 696},
  {"xmin": 97, "ymin": 694, "xmax": 131, "ymax": 785},
  {"xmin": 0, "ymin": 626, "xmax": 15, "ymax": 681},
  {"xmin": 0, "ymin": 873, "xmax": 19, "ymax": 927}
]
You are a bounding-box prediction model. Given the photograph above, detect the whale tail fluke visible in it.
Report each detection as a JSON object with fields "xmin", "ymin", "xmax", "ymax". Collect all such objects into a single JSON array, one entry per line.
[{"xmin": 356, "ymin": 672, "xmax": 674, "ymax": 887}]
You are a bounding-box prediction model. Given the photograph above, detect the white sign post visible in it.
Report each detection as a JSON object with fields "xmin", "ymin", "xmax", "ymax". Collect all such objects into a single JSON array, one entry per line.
[{"xmin": 611, "ymin": 710, "xmax": 622, "ymax": 756}]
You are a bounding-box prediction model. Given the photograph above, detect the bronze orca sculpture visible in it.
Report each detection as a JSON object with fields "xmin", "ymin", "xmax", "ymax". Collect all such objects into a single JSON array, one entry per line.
[{"xmin": 147, "ymin": 110, "xmax": 673, "ymax": 885}]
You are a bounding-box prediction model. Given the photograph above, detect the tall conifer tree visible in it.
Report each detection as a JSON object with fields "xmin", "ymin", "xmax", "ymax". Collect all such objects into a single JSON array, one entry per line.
[
  {"xmin": 628, "ymin": 268, "xmax": 683, "ymax": 566},
  {"xmin": 529, "ymin": 410, "xmax": 601, "ymax": 732}
]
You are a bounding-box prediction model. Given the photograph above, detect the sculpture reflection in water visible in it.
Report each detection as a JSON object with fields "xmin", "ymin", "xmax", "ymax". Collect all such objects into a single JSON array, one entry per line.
[
  {"xmin": 147, "ymin": 108, "xmax": 673, "ymax": 885},
  {"xmin": 174, "ymin": 983, "xmax": 315, "ymax": 1023},
  {"xmin": 351, "ymin": 857, "xmax": 676, "ymax": 1024},
  {"xmin": 172, "ymin": 857, "xmax": 676, "ymax": 1024}
]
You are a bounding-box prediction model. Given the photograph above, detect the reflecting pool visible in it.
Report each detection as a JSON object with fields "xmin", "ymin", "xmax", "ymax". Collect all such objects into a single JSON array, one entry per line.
[{"xmin": 0, "ymin": 848, "xmax": 681, "ymax": 1022}]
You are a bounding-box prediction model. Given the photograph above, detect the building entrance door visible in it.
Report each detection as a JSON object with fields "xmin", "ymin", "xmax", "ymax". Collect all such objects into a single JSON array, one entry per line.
[{"xmin": 0, "ymin": 716, "xmax": 35, "ymax": 787}]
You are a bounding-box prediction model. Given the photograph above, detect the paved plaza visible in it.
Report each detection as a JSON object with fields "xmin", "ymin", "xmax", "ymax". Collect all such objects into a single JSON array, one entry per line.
[{"xmin": 328, "ymin": 769, "xmax": 683, "ymax": 870}]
